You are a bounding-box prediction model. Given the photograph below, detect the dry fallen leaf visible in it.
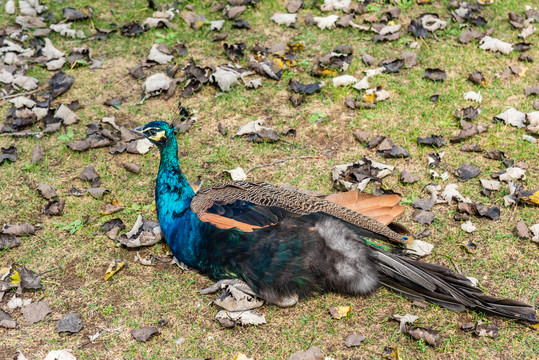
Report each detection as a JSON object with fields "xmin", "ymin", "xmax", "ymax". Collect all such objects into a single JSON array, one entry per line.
[
  {"xmin": 461, "ymin": 221, "xmax": 477, "ymax": 234},
  {"xmin": 405, "ymin": 240, "xmax": 434, "ymax": 257},
  {"xmin": 21, "ymin": 301, "xmax": 51, "ymax": 324},
  {"xmin": 328, "ymin": 305, "xmax": 351, "ymax": 319},
  {"xmin": 1, "ymin": 223, "xmax": 36, "ymax": 236},
  {"xmin": 271, "ymin": 13, "xmax": 297, "ymax": 27},
  {"xmin": 494, "ymin": 107, "xmax": 526, "ymax": 128},
  {"xmin": 345, "ymin": 333, "xmax": 366, "ymax": 347},
  {"xmin": 289, "ymin": 346, "xmax": 323, "ymax": 360},
  {"xmin": 131, "ymin": 326, "xmax": 159, "ymax": 342},
  {"xmin": 118, "ymin": 214, "xmax": 162, "ymax": 247},
  {"xmin": 215, "ymin": 309, "xmax": 266, "ymax": 327},
  {"xmin": 104, "ymin": 258, "xmax": 126, "ymax": 281},
  {"xmin": 0, "ymin": 310, "xmax": 18, "ymax": 329},
  {"xmin": 56, "ymin": 312, "xmax": 84, "ymax": 333},
  {"xmin": 213, "ymin": 284, "xmax": 264, "ymax": 311},
  {"xmin": 479, "ymin": 36, "xmax": 513, "ymax": 54},
  {"xmin": 44, "ymin": 349, "xmax": 77, "ymax": 360},
  {"xmin": 224, "ymin": 167, "xmax": 247, "ymax": 181}
]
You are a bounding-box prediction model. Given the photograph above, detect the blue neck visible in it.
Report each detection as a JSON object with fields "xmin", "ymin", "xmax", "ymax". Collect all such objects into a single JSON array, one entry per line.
[
  {"xmin": 156, "ymin": 138, "xmax": 195, "ymax": 208},
  {"xmin": 155, "ymin": 138, "xmax": 200, "ymax": 265}
]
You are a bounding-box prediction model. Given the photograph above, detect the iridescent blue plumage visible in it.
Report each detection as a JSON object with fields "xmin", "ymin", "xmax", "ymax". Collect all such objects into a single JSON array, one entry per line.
[{"xmin": 132, "ymin": 120, "xmax": 537, "ymax": 322}]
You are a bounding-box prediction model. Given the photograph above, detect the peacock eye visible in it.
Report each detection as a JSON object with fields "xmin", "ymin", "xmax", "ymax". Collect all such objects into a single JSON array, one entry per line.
[{"xmin": 147, "ymin": 129, "xmax": 157, "ymax": 136}]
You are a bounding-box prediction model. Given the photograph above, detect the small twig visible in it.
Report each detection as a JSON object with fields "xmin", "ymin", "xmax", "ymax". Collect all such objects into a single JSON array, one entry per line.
[
  {"xmin": 115, "ymin": 74, "xmax": 131, "ymax": 86},
  {"xmin": 245, "ymin": 155, "xmax": 328, "ymax": 175},
  {"xmin": 65, "ymin": 38, "xmax": 91, "ymax": 44},
  {"xmin": 420, "ymin": 36, "xmax": 430, "ymax": 50},
  {"xmin": 38, "ymin": 265, "xmax": 64, "ymax": 278},
  {"xmin": 0, "ymin": 86, "xmax": 49, "ymax": 102},
  {"xmin": 439, "ymin": 254, "xmax": 461, "ymax": 274}
]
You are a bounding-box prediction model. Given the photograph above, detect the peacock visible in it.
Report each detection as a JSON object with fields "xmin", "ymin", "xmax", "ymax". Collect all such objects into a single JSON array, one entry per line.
[{"xmin": 131, "ymin": 120, "xmax": 537, "ymax": 323}]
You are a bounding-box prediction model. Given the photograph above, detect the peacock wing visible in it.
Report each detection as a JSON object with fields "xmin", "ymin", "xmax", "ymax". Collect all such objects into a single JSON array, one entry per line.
[{"xmin": 191, "ymin": 181, "xmax": 411, "ymax": 244}]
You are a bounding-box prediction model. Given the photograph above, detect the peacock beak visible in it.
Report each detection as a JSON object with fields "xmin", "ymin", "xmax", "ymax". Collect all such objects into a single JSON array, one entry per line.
[{"xmin": 131, "ymin": 126, "xmax": 145, "ymax": 137}]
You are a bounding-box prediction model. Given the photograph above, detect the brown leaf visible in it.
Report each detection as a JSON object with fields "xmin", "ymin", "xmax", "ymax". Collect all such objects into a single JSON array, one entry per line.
[
  {"xmin": 287, "ymin": 0, "xmax": 303, "ymax": 13},
  {"xmin": 43, "ymin": 200, "xmax": 65, "ymax": 216},
  {"xmin": 468, "ymin": 71, "xmax": 487, "ymax": 87},
  {"xmin": 101, "ymin": 201, "xmax": 124, "ymax": 215},
  {"xmin": 37, "ymin": 182, "xmax": 58, "ymax": 200},
  {"xmin": 56, "ymin": 312, "xmax": 84, "ymax": 333},
  {"xmin": 32, "ymin": 144, "xmax": 44, "ymax": 163},
  {"xmin": 402, "ymin": 51, "xmax": 417, "ymax": 68},
  {"xmin": 525, "ymin": 85, "xmax": 539, "ymax": 97},
  {"xmin": 353, "ymin": 131, "xmax": 371, "ymax": 143},
  {"xmin": 289, "ymin": 346, "xmax": 323, "ymax": 360},
  {"xmin": 406, "ymin": 326, "xmax": 440, "ymax": 346},
  {"xmin": 2, "ymin": 223, "xmax": 35, "ymax": 236},
  {"xmin": 400, "ymin": 171, "xmax": 420, "ymax": 184},
  {"xmin": 21, "ymin": 301, "xmax": 51, "ymax": 324},
  {"xmin": 344, "ymin": 333, "xmax": 366, "ymax": 347},
  {"xmin": 362, "ymin": 54, "xmax": 376, "ymax": 66},
  {"xmin": 474, "ymin": 322, "xmax": 499, "ymax": 338},
  {"xmin": 131, "ymin": 326, "xmax": 159, "ymax": 342},
  {"xmin": 461, "ymin": 143, "xmax": 482, "ymax": 152},
  {"xmin": 459, "ymin": 28, "xmax": 484, "ymax": 43},
  {"xmin": 423, "ymin": 68, "xmax": 446, "ymax": 81},
  {"xmin": 78, "ymin": 166, "xmax": 100, "ymax": 182},
  {"xmin": 122, "ymin": 162, "xmax": 140, "ymax": 174},
  {"xmin": 412, "ymin": 210, "xmax": 434, "ymax": 224},
  {"xmin": 86, "ymin": 187, "xmax": 109, "ymax": 200},
  {"xmin": 515, "ymin": 220, "xmax": 530, "ymax": 239},
  {"xmin": 382, "ymin": 346, "xmax": 399, "ymax": 360},
  {"xmin": 455, "ymin": 162, "xmax": 481, "ymax": 181},
  {"xmin": 0, "ymin": 234, "xmax": 20, "ymax": 249}
]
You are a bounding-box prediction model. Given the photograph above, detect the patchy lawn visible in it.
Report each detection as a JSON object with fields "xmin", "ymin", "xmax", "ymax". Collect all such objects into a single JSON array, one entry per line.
[{"xmin": 1, "ymin": 0, "xmax": 538, "ymax": 359}]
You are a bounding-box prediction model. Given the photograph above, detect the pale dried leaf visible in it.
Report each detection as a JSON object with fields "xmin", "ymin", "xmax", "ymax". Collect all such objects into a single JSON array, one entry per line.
[
  {"xmin": 271, "ymin": 13, "xmax": 297, "ymax": 27},
  {"xmin": 480, "ymin": 179, "xmax": 500, "ymax": 191},
  {"xmin": 494, "ymin": 107, "xmax": 526, "ymax": 128},
  {"xmin": 214, "ymin": 284, "xmax": 264, "ymax": 311},
  {"xmin": 463, "ymin": 91, "xmax": 482, "ymax": 103},
  {"xmin": 55, "ymin": 104, "xmax": 80, "ymax": 125},
  {"xmin": 44, "ymin": 350, "xmax": 77, "ymax": 360},
  {"xmin": 210, "ymin": 20, "xmax": 225, "ymax": 31},
  {"xmin": 461, "ymin": 220, "xmax": 476, "ymax": 233},
  {"xmin": 215, "ymin": 310, "xmax": 266, "ymax": 326},
  {"xmin": 136, "ymin": 138, "xmax": 154, "ymax": 154},
  {"xmin": 42, "ymin": 38, "xmax": 65, "ymax": 60},
  {"xmin": 499, "ymin": 167, "xmax": 526, "ymax": 182},
  {"xmin": 332, "ymin": 75, "xmax": 357, "ymax": 87},
  {"xmin": 479, "ymin": 36, "xmax": 513, "ymax": 54},
  {"xmin": 320, "ymin": 0, "xmax": 351, "ymax": 12},
  {"xmin": 143, "ymin": 73, "xmax": 171, "ymax": 94},
  {"xmin": 209, "ymin": 67, "xmax": 240, "ymax": 92},
  {"xmin": 530, "ymin": 224, "xmax": 539, "ymax": 243},
  {"xmin": 313, "ymin": 15, "xmax": 339, "ymax": 29},
  {"xmin": 148, "ymin": 44, "xmax": 173, "ymax": 64},
  {"xmin": 405, "ymin": 240, "xmax": 434, "ymax": 257},
  {"xmin": 224, "ymin": 167, "xmax": 247, "ymax": 181}
]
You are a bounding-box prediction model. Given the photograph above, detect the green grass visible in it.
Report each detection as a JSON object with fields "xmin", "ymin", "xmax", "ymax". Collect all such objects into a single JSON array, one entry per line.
[{"xmin": 1, "ymin": 0, "xmax": 538, "ymax": 359}]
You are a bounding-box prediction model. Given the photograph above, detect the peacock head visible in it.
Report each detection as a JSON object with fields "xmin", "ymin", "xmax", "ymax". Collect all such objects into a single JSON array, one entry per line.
[{"xmin": 131, "ymin": 120, "xmax": 177, "ymax": 149}]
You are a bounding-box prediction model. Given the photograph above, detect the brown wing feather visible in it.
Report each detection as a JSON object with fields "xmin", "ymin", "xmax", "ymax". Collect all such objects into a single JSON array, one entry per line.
[
  {"xmin": 198, "ymin": 213, "xmax": 262, "ymax": 232},
  {"xmin": 192, "ymin": 181, "xmax": 411, "ymax": 244},
  {"xmin": 323, "ymin": 191, "xmax": 404, "ymax": 225}
]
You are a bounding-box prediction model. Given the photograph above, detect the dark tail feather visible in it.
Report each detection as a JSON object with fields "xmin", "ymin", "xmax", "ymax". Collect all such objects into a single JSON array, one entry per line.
[{"xmin": 372, "ymin": 249, "xmax": 538, "ymax": 323}]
